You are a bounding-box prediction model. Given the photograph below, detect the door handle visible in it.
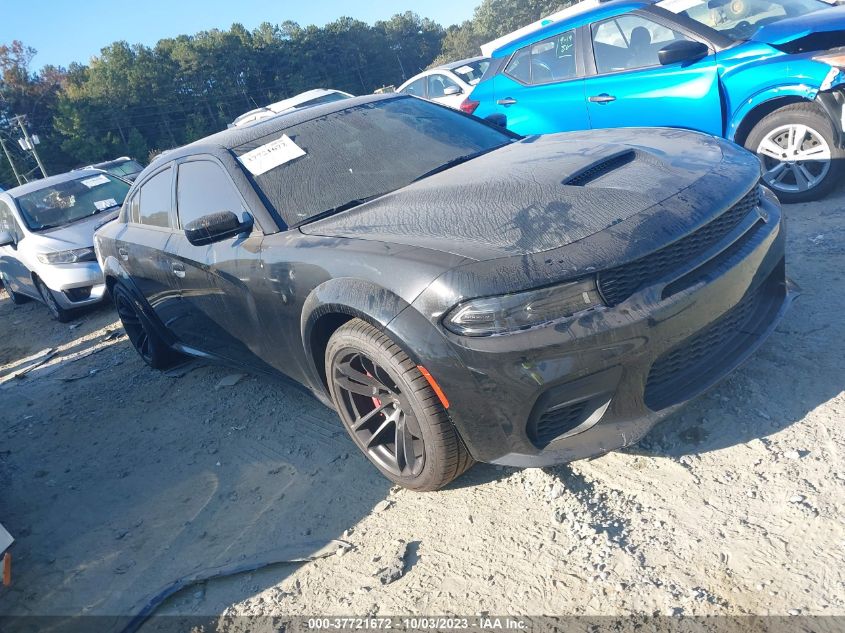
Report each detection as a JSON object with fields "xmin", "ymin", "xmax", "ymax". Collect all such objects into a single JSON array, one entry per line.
[
  {"xmin": 171, "ymin": 263, "xmax": 186, "ymax": 279},
  {"xmin": 497, "ymin": 97, "xmax": 518, "ymax": 106},
  {"xmin": 589, "ymin": 94, "xmax": 617, "ymax": 104},
  {"xmin": 118, "ymin": 247, "xmax": 129, "ymax": 261}
]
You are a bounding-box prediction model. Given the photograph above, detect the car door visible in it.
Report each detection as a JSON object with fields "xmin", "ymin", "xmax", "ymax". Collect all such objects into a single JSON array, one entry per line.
[
  {"xmin": 168, "ymin": 156, "xmax": 267, "ymax": 369},
  {"xmin": 487, "ymin": 29, "xmax": 591, "ymax": 136},
  {"xmin": 398, "ymin": 77, "xmax": 427, "ymax": 99},
  {"xmin": 426, "ymin": 73, "xmax": 465, "ymax": 109},
  {"xmin": 0, "ymin": 199, "xmax": 36, "ymax": 298},
  {"xmin": 584, "ymin": 13, "xmax": 723, "ymax": 136},
  {"xmin": 119, "ymin": 164, "xmax": 185, "ymax": 328}
]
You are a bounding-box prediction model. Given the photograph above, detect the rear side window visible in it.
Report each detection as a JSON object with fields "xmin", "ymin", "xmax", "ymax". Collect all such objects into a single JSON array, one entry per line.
[
  {"xmin": 505, "ymin": 30, "xmax": 578, "ymax": 85},
  {"xmin": 176, "ymin": 160, "xmax": 245, "ymax": 228},
  {"xmin": 592, "ymin": 15, "xmax": 694, "ymax": 73},
  {"xmin": 137, "ymin": 167, "xmax": 173, "ymax": 228},
  {"xmin": 400, "ymin": 78, "xmax": 426, "ymax": 97}
]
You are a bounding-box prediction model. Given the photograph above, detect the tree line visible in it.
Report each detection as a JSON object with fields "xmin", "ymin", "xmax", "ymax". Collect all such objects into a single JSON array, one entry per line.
[{"xmin": 0, "ymin": 0, "xmax": 569, "ymax": 189}]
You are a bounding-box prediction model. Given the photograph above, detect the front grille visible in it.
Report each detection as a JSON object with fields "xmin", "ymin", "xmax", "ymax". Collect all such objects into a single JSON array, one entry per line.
[
  {"xmin": 644, "ymin": 283, "xmax": 765, "ymax": 411},
  {"xmin": 529, "ymin": 400, "xmax": 589, "ymax": 447},
  {"xmin": 598, "ymin": 187, "xmax": 761, "ymax": 306}
]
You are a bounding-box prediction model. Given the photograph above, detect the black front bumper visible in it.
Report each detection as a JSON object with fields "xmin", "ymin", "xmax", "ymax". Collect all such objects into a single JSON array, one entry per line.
[{"xmin": 389, "ymin": 187, "xmax": 794, "ymax": 467}]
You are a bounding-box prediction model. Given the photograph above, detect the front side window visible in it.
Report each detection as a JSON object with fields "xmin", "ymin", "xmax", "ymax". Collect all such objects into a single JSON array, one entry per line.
[
  {"xmin": 427, "ymin": 74, "xmax": 461, "ymax": 98},
  {"xmin": 137, "ymin": 167, "xmax": 173, "ymax": 229},
  {"xmin": 14, "ymin": 174, "xmax": 130, "ymax": 232},
  {"xmin": 177, "ymin": 160, "xmax": 245, "ymax": 228},
  {"xmin": 592, "ymin": 15, "xmax": 694, "ymax": 73},
  {"xmin": 657, "ymin": 0, "xmax": 828, "ymax": 40},
  {"xmin": 505, "ymin": 30, "xmax": 578, "ymax": 85},
  {"xmin": 400, "ymin": 78, "xmax": 426, "ymax": 97},
  {"xmin": 235, "ymin": 97, "xmax": 514, "ymax": 226}
]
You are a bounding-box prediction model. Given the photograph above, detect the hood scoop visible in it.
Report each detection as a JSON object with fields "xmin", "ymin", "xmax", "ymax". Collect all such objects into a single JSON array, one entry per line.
[{"xmin": 564, "ymin": 150, "xmax": 636, "ymax": 187}]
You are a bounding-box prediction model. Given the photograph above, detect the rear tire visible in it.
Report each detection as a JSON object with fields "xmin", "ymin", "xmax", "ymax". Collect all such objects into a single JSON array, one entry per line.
[
  {"xmin": 34, "ymin": 276, "xmax": 73, "ymax": 322},
  {"xmin": 745, "ymin": 103, "xmax": 845, "ymax": 203},
  {"xmin": 325, "ymin": 318, "xmax": 474, "ymax": 491},
  {"xmin": 113, "ymin": 283, "xmax": 179, "ymax": 369}
]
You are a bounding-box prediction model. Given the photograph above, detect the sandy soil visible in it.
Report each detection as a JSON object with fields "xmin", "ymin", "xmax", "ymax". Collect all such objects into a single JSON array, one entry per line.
[{"xmin": 0, "ymin": 188, "xmax": 842, "ymax": 629}]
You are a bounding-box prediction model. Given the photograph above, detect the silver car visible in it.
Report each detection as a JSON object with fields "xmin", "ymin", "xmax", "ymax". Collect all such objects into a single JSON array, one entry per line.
[{"xmin": 0, "ymin": 170, "xmax": 130, "ymax": 321}]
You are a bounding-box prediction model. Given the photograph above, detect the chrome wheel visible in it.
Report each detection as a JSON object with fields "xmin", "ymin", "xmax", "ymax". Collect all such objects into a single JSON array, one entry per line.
[
  {"xmin": 332, "ymin": 351, "xmax": 425, "ymax": 477},
  {"xmin": 756, "ymin": 123, "xmax": 831, "ymax": 194},
  {"xmin": 115, "ymin": 291, "xmax": 153, "ymax": 364}
]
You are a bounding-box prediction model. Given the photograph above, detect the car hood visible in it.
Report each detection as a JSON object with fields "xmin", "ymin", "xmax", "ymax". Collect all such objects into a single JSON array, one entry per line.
[
  {"xmin": 749, "ymin": 6, "xmax": 845, "ymax": 45},
  {"xmin": 29, "ymin": 210, "xmax": 120, "ymax": 252},
  {"xmin": 301, "ymin": 128, "xmax": 734, "ymax": 262}
]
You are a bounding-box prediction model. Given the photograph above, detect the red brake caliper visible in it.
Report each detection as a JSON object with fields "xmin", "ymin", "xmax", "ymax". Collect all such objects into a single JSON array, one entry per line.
[{"xmin": 366, "ymin": 370, "xmax": 382, "ymax": 408}]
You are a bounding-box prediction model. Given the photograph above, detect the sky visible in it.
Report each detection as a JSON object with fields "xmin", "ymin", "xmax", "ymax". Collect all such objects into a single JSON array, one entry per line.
[{"xmin": 2, "ymin": 0, "xmax": 479, "ymax": 70}]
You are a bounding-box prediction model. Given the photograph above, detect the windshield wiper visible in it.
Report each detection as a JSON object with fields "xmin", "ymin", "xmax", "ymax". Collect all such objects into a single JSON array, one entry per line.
[
  {"xmin": 412, "ymin": 146, "xmax": 503, "ymax": 183},
  {"xmin": 295, "ymin": 193, "xmax": 388, "ymax": 227}
]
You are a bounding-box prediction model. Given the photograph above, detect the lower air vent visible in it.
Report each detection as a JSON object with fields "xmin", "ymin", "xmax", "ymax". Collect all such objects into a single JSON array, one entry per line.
[{"xmin": 528, "ymin": 400, "xmax": 589, "ymax": 447}]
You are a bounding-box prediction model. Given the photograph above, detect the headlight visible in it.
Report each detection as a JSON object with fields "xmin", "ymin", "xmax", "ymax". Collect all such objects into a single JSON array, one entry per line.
[
  {"xmin": 443, "ymin": 278, "xmax": 603, "ymax": 337},
  {"xmin": 37, "ymin": 247, "xmax": 97, "ymax": 265}
]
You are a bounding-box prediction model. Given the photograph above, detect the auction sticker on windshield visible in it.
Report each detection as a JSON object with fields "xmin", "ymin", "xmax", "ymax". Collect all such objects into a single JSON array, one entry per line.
[
  {"xmin": 94, "ymin": 198, "xmax": 117, "ymax": 211},
  {"xmin": 238, "ymin": 134, "xmax": 306, "ymax": 175},
  {"xmin": 82, "ymin": 174, "xmax": 111, "ymax": 188}
]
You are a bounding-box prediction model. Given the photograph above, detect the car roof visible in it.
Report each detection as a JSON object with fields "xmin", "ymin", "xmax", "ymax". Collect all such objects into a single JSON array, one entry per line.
[
  {"xmin": 435, "ymin": 56, "xmax": 489, "ymax": 71},
  {"xmin": 147, "ymin": 93, "xmax": 402, "ymax": 169},
  {"xmin": 3, "ymin": 169, "xmax": 108, "ymax": 198},
  {"xmin": 231, "ymin": 89, "xmax": 352, "ymax": 127},
  {"xmin": 489, "ymin": 0, "xmax": 654, "ymax": 57}
]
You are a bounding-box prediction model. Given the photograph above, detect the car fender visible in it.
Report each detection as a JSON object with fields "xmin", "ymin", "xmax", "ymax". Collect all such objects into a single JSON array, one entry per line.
[
  {"xmin": 299, "ymin": 277, "xmax": 414, "ymax": 389},
  {"xmin": 100, "ymin": 254, "xmax": 175, "ymax": 343},
  {"xmin": 727, "ymin": 83, "xmax": 821, "ymax": 142}
]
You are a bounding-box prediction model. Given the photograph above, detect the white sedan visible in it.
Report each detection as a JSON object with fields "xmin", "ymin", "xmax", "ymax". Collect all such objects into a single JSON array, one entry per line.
[{"xmin": 396, "ymin": 57, "xmax": 490, "ymax": 110}]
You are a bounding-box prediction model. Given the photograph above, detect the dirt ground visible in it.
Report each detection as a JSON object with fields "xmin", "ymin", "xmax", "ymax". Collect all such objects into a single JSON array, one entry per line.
[{"xmin": 0, "ymin": 187, "xmax": 843, "ymax": 630}]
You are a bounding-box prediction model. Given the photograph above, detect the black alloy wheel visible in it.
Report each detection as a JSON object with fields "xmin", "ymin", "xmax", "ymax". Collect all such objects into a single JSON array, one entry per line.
[
  {"xmin": 113, "ymin": 284, "xmax": 177, "ymax": 369},
  {"xmin": 325, "ymin": 319, "xmax": 474, "ymax": 491},
  {"xmin": 333, "ymin": 351, "xmax": 426, "ymax": 478}
]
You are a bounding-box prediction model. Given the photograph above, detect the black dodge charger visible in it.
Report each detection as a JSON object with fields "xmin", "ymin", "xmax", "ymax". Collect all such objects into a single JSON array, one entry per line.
[{"xmin": 94, "ymin": 94, "xmax": 795, "ymax": 490}]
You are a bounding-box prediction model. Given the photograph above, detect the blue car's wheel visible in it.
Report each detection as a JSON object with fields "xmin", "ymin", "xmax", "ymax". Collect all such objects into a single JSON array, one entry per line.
[{"xmin": 746, "ymin": 103, "xmax": 845, "ymax": 203}]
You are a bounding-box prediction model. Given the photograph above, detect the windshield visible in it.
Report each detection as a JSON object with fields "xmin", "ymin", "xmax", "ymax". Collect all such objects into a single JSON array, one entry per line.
[
  {"xmin": 235, "ymin": 97, "xmax": 514, "ymax": 226},
  {"xmin": 657, "ymin": 0, "xmax": 829, "ymax": 39},
  {"xmin": 15, "ymin": 173, "xmax": 130, "ymax": 232},
  {"xmin": 452, "ymin": 60, "xmax": 491, "ymax": 86}
]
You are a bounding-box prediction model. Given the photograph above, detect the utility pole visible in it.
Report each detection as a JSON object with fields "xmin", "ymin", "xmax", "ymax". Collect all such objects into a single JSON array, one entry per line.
[
  {"xmin": 0, "ymin": 133, "xmax": 23, "ymax": 186},
  {"xmin": 13, "ymin": 115, "xmax": 47, "ymax": 179}
]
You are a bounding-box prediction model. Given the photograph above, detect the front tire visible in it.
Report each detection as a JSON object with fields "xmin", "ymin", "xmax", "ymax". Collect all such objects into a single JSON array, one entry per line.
[
  {"xmin": 745, "ymin": 103, "xmax": 845, "ymax": 203},
  {"xmin": 325, "ymin": 319, "xmax": 474, "ymax": 491},
  {"xmin": 113, "ymin": 283, "xmax": 178, "ymax": 369},
  {"xmin": 34, "ymin": 276, "xmax": 72, "ymax": 322},
  {"xmin": 1, "ymin": 275, "xmax": 30, "ymax": 305}
]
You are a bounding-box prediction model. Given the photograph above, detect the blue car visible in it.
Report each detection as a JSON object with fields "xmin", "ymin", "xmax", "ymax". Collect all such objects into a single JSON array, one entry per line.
[{"xmin": 469, "ymin": 0, "xmax": 845, "ymax": 202}]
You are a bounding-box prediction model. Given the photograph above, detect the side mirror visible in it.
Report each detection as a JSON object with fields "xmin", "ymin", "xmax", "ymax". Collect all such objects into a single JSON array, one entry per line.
[
  {"xmin": 0, "ymin": 230, "xmax": 15, "ymax": 248},
  {"xmin": 658, "ymin": 40, "xmax": 710, "ymax": 66},
  {"xmin": 443, "ymin": 85, "xmax": 463, "ymax": 96},
  {"xmin": 184, "ymin": 211, "xmax": 253, "ymax": 247},
  {"xmin": 485, "ymin": 114, "xmax": 508, "ymax": 128}
]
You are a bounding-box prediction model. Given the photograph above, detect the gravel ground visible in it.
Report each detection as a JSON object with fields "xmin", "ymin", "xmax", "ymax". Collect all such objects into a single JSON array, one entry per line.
[{"xmin": 0, "ymin": 188, "xmax": 842, "ymax": 629}]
